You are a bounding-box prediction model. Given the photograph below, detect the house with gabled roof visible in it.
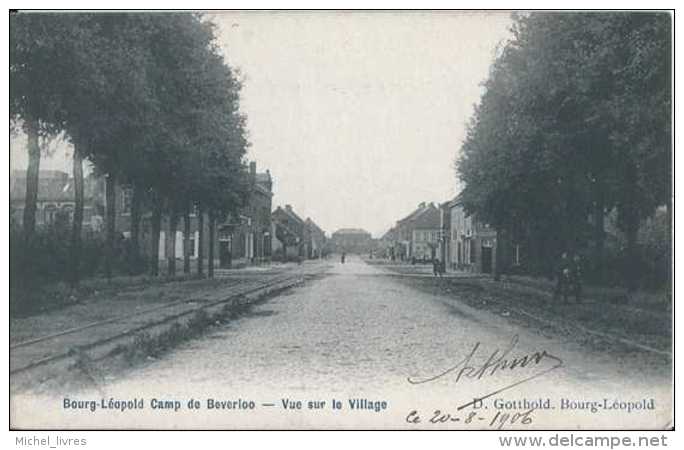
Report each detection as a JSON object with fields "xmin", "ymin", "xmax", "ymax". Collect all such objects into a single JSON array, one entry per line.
[
  {"xmin": 391, "ymin": 202, "xmax": 441, "ymax": 261},
  {"xmin": 218, "ymin": 161, "xmax": 274, "ymax": 267},
  {"xmin": 445, "ymin": 194, "xmax": 498, "ymax": 274},
  {"xmin": 10, "ymin": 170, "xmax": 102, "ymax": 231},
  {"xmin": 272, "ymin": 204, "xmax": 306, "ymax": 259},
  {"xmin": 304, "ymin": 217, "xmax": 326, "ymax": 259}
]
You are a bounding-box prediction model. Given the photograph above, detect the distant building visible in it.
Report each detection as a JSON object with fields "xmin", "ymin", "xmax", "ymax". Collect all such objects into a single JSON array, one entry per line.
[
  {"xmin": 10, "ymin": 170, "xmax": 102, "ymax": 231},
  {"xmin": 304, "ymin": 218, "xmax": 326, "ymax": 259},
  {"xmin": 331, "ymin": 228, "xmax": 372, "ymax": 254},
  {"xmin": 378, "ymin": 227, "xmax": 398, "ymax": 260},
  {"xmin": 218, "ymin": 162, "xmax": 273, "ymax": 267},
  {"xmin": 10, "ymin": 162, "xmax": 274, "ymax": 269},
  {"xmin": 272, "ymin": 204, "xmax": 306, "ymax": 259},
  {"xmin": 438, "ymin": 199, "xmax": 451, "ymax": 266},
  {"xmin": 445, "ymin": 196, "xmax": 498, "ymax": 274},
  {"xmin": 391, "ymin": 202, "xmax": 441, "ymax": 261}
]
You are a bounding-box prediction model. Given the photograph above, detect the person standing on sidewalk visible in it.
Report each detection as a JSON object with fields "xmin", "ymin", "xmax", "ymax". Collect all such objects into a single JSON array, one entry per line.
[
  {"xmin": 554, "ymin": 252, "xmax": 571, "ymax": 303},
  {"xmin": 571, "ymin": 253, "xmax": 583, "ymax": 303},
  {"xmin": 433, "ymin": 258, "xmax": 443, "ymax": 277}
]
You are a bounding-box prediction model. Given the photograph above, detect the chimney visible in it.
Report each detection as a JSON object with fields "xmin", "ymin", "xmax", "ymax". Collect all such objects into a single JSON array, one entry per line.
[
  {"xmin": 285, "ymin": 204, "xmax": 292, "ymax": 212},
  {"xmin": 419, "ymin": 202, "xmax": 426, "ymax": 208},
  {"xmin": 265, "ymin": 169, "xmax": 273, "ymax": 191}
]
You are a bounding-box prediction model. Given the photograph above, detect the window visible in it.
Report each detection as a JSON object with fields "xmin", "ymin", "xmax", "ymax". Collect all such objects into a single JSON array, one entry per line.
[
  {"xmin": 122, "ymin": 188, "xmax": 133, "ymax": 215},
  {"xmin": 188, "ymin": 238, "xmax": 195, "ymax": 257},
  {"xmin": 44, "ymin": 204, "xmax": 58, "ymax": 225},
  {"xmin": 61, "ymin": 204, "xmax": 74, "ymax": 223}
]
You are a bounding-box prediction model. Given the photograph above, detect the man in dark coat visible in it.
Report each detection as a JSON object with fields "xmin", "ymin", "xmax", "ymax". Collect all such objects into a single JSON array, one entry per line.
[
  {"xmin": 433, "ymin": 258, "xmax": 443, "ymax": 277},
  {"xmin": 554, "ymin": 252, "xmax": 571, "ymax": 302},
  {"xmin": 570, "ymin": 253, "xmax": 583, "ymax": 303}
]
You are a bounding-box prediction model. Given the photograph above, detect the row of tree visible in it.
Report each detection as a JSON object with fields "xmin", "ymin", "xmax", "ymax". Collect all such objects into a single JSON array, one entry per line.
[
  {"xmin": 457, "ymin": 13, "xmax": 671, "ymax": 289},
  {"xmin": 10, "ymin": 13, "xmax": 250, "ymax": 285}
]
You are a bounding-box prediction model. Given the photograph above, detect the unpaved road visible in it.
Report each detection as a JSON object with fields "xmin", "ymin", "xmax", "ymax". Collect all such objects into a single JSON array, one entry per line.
[{"xmin": 11, "ymin": 256, "xmax": 672, "ymax": 429}]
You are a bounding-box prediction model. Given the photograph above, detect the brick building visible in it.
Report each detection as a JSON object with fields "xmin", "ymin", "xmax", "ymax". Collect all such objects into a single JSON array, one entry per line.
[
  {"xmin": 331, "ymin": 228, "xmax": 372, "ymax": 254},
  {"xmin": 444, "ymin": 196, "xmax": 498, "ymax": 274},
  {"xmin": 304, "ymin": 218, "xmax": 326, "ymax": 259},
  {"xmin": 11, "ymin": 162, "xmax": 274, "ymax": 270},
  {"xmin": 10, "ymin": 170, "xmax": 102, "ymax": 231},
  {"xmin": 216, "ymin": 163, "xmax": 273, "ymax": 267},
  {"xmin": 272, "ymin": 204, "xmax": 306, "ymax": 259},
  {"xmin": 391, "ymin": 202, "xmax": 441, "ymax": 261}
]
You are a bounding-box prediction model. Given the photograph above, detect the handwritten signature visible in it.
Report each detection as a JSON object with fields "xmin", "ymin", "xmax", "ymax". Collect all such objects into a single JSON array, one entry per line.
[
  {"xmin": 407, "ymin": 334, "xmax": 563, "ymax": 410},
  {"xmin": 406, "ymin": 407, "xmax": 535, "ymax": 429}
]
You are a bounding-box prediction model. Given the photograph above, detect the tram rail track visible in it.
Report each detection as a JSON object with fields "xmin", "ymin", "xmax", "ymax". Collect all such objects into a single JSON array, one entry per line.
[{"xmin": 10, "ymin": 267, "xmax": 328, "ymax": 385}]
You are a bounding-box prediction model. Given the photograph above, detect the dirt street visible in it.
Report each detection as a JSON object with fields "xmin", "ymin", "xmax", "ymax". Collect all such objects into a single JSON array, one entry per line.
[{"xmin": 11, "ymin": 256, "xmax": 672, "ymax": 429}]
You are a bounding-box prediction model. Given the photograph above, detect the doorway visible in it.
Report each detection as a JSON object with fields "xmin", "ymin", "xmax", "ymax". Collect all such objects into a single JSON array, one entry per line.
[
  {"xmin": 219, "ymin": 240, "xmax": 232, "ymax": 268},
  {"xmin": 481, "ymin": 246, "xmax": 493, "ymax": 274}
]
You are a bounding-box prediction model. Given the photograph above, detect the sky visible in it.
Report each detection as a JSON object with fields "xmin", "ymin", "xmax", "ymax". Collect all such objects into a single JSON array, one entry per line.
[{"xmin": 10, "ymin": 11, "xmax": 513, "ymax": 238}]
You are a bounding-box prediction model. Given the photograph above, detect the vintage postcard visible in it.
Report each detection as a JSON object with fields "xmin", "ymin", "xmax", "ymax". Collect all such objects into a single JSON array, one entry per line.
[{"xmin": 9, "ymin": 10, "xmax": 672, "ymax": 430}]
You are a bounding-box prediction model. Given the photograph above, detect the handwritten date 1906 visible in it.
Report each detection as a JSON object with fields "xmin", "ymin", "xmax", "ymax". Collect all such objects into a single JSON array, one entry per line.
[{"xmin": 406, "ymin": 408, "xmax": 534, "ymax": 429}]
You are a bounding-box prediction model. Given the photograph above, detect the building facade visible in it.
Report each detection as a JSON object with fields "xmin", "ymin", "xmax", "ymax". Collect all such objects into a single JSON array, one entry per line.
[
  {"xmin": 272, "ymin": 204, "xmax": 306, "ymax": 259},
  {"xmin": 10, "ymin": 170, "xmax": 102, "ymax": 231},
  {"xmin": 331, "ymin": 228, "xmax": 372, "ymax": 254},
  {"xmin": 446, "ymin": 197, "xmax": 498, "ymax": 274},
  {"xmin": 304, "ymin": 218, "xmax": 326, "ymax": 259},
  {"xmin": 11, "ymin": 163, "xmax": 274, "ymax": 269},
  {"xmin": 438, "ymin": 200, "xmax": 451, "ymax": 266},
  {"xmin": 390, "ymin": 202, "xmax": 441, "ymax": 261},
  {"xmin": 378, "ymin": 227, "xmax": 398, "ymax": 259},
  {"xmin": 217, "ymin": 163, "xmax": 273, "ymax": 267}
]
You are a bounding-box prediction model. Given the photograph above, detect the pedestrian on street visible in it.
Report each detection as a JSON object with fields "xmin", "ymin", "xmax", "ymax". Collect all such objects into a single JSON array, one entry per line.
[
  {"xmin": 433, "ymin": 258, "xmax": 443, "ymax": 277},
  {"xmin": 341, "ymin": 252, "xmax": 346, "ymax": 264},
  {"xmin": 554, "ymin": 252, "xmax": 571, "ymax": 303},
  {"xmin": 571, "ymin": 253, "xmax": 583, "ymax": 303}
]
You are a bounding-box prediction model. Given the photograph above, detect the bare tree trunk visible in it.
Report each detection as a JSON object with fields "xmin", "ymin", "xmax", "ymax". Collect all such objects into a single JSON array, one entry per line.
[
  {"xmin": 208, "ymin": 211, "xmax": 216, "ymax": 279},
  {"xmin": 22, "ymin": 118, "xmax": 41, "ymax": 241},
  {"xmin": 104, "ymin": 172, "xmax": 117, "ymax": 280},
  {"xmin": 69, "ymin": 139, "xmax": 84, "ymax": 286},
  {"xmin": 130, "ymin": 185, "xmax": 142, "ymax": 271},
  {"xmin": 625, "ymin": 222, "xmax": 639, "ymax": 293},
  {"xmin": 167, "ymin": 208, "xmax": 178, "ymax": 277},
  {"xmin": 197, "ymin": 203, "xmax": 204, "ymax": 276},
  {"xmin": 494, "ymin": 228, "xmax": 503, "ymax": 281},
  {"xmin": 667, "ymin": 196, "xmax": 672, "ymax": 300},
  {"xmin": 622, "ymin": 164, "xmax": 640, "ymax": 293},
  {"xmin": 150, "ymin": 199, "xmax": 162, "ymax": 277},
  {"xmin": 183, "ymin": 204, "xmax": 191, "ymax": 274},
  {"xmin": 593, "ymin": 185, "xmax": 606, "ymax": 284}
]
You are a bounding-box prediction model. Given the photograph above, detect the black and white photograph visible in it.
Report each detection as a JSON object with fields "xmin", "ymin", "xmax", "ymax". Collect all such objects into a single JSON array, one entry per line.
[{"xmin": 8, "ymin": 9, "xmax": 673, "ymax": 431}]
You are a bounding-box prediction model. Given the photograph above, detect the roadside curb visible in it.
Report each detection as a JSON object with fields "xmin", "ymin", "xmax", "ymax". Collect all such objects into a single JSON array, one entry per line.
[
  {"xmin": 371, "ymin": 263, "xmax": 671, "ymax": 358},
  {"xmin": 10, "ymin": 273, "xmax": 318, "ymax": 394}
]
